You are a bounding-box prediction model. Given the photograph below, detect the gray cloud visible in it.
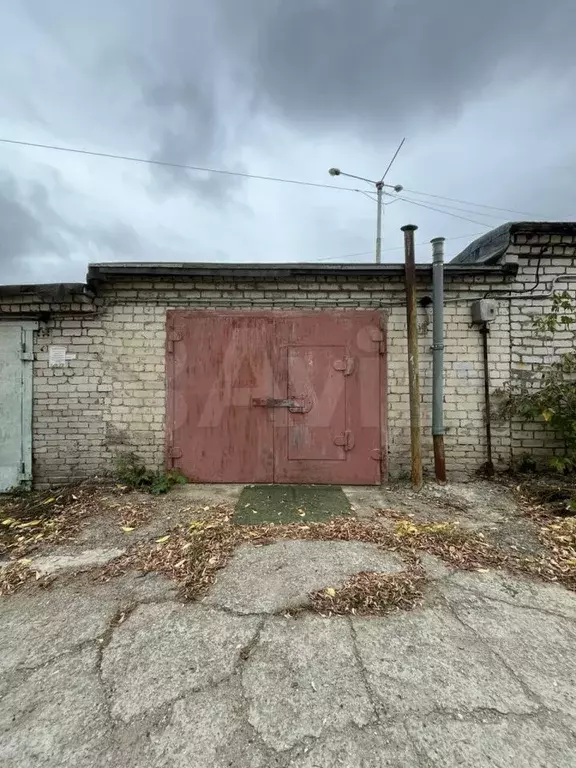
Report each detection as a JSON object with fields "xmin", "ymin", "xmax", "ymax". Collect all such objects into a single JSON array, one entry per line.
[
  {"xmin": 0, "ymin": 171, "xmax": 144, "ymax": 284},
  {"xmin": 1, "ymin": 0, "xmax": 575, "ymax": 284},
  {"xmin": 0, "ymin": 173, "xmax": 66, "ymax": 279},
  {"xmin": 226, "ymin": 0, "xmax": 576, "ymax": 136}
]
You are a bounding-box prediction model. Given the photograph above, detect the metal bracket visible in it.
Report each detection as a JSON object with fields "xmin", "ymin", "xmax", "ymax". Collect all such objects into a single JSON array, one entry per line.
[
  {"xmin": 370, "ymin": 448, "xmax": 383, "ymax": 461},
  {"xmin": 333, "ymin": 356, "xmax": 355, "ymax": 375},
  {"xmin": 20, "ymin": 344, "xmax": 34, "ymax": 362},
  {"xmin": 334, "ymin": 430, "xmax": 355, "ymax": 451}
]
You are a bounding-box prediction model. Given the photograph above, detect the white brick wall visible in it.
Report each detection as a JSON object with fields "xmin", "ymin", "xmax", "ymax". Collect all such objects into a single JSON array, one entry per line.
[{"xmin": 2, "ymin": 236, "xmax": 575, "ymax": 486}]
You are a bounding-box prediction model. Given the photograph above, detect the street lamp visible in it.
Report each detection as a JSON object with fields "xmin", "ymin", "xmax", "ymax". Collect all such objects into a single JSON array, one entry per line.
[{"xmin": 328, "ymin": 168, "xmax": 403, "ymax": 264}]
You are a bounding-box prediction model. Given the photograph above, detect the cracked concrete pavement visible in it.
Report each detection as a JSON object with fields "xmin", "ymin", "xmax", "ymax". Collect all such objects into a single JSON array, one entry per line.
[{"xmin": 1, "ymin": 540, "xmax": 576, "ymax": 767}]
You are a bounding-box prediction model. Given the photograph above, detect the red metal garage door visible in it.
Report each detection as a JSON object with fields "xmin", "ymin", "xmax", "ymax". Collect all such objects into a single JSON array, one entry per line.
[{"xmin": 166, "ymin": 310, "xmax": 385, "ymax": 484}]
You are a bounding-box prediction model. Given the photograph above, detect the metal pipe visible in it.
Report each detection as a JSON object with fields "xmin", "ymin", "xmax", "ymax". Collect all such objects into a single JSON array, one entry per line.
[
  {"xmin": 375, "ymin": 182, "xmax": 383, "ymax": 264},
  {"xmin": 479, "ymin": 323, "xmax": 495, "ymax": 477},
  {"xmin": 401, "ymin": 224, "xmax": 423, "ymax": 489},
  {"xmin": 431, "ymin": 237, "xmax": 446, "ymax": 483}
]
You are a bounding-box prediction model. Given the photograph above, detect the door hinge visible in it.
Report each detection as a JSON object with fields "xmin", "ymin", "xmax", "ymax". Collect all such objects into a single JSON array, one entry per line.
[
  {"xmin": 370, "ymin": 448, "xmax": 383, "ymax": 461},
  {"xmin": 168, "ymin": 447, "xmax": 182, "ymax": 459},
  {"xmin": 369, "ymin": 329, "xmax": 386, "ymax": 355},
  {"xmin": 166, "ymin": 330, "xmax": 183, "ymax": 354},
  {"xmin": 21, "ymin": 342, "xmax": 34, "ymax": 361},
  {"xmin": 334, "ymin": 430, "xmax": 355, "ymax": 451}
]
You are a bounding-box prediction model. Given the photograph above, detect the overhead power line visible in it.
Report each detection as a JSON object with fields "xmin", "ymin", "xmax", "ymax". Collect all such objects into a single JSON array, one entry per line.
[
  {"xmin": 0, "ymin": 137, "xmax": 360, "ymax": 193},
  {"xmin": 395, "ymin": 196, "xmax": 499, "ymax": 228},
  {"xmin": 318, "ymin": 231, "xmax": 487, "ymax": 261},
  {"xmin": 399, "ymin": 196, "xmax": 510, "ymax": 221},
  {"xmin": 401, "ymin": 187, "xmax": 547, "ymax": 219},
  {"xmin": 0, "ymin": 135, "xmax": 552, "ymax": 219}
]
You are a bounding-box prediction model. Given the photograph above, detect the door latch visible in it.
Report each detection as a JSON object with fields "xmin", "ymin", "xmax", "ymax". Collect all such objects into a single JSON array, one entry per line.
[{"xmin": 251, "ymin": 397, "xmax": 307, "ymax": 413}]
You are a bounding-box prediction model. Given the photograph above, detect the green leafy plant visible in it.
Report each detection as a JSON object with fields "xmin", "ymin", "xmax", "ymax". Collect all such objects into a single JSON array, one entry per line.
[
  {"xmin": 498, "ymin": 291, "xmax": 576, "ymax": 473},
  {"xmin": 115, "ymin": 453, "xmax": 187, "ymax": 494}
]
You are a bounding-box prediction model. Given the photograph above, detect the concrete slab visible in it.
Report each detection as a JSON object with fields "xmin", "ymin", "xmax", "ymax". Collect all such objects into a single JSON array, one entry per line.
[
  {"xmin": 0, "ymin": 588, "xmax": 118, "ymax": 677},
  {"xmin": 352, "ymin": 606, "xmax": 537, "ymax": 716},
  {"xmin": 441, "ymin": 568, "xmax": 576, "ymax": 620},
  {"xmin": 30, "ymin": 547, "xmax": 125, "ymax": 576},
  {"xmin": 406, "ymin": 712, "xmax": 576, "ymax": 768},
  {"xmin": 204, "ymin": 540, "xmax": 405, "ymax": 614},
  {"xmin": 101, "ymin": 602, "xmax": 261, "ymax": 721},
  {"xmin": 0, "ymin": 647, "xmax": 110, "ymax": 768},
  {"xmin": 289, "ymin": 723, "xmax": 418, "ymax": 767},
  {"xmin": 148, "ymin": 678, "xmax": 278, "ymax": 768},
  {"xmin": 443, "ymin": 589, "xmax": 576, "ymax": 721},
  {"xmin": 242, "ymin": 614, "xmax": 374, "ymax": 751},
  {"xmin": 419, "ymin": 552, "xmax": 453, "ymax": 580}
]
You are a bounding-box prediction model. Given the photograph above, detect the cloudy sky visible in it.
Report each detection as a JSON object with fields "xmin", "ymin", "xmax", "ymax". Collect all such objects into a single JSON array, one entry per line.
[{"xmin": 1, "ymin": 0, "xmax": 575, "ymax": 284}]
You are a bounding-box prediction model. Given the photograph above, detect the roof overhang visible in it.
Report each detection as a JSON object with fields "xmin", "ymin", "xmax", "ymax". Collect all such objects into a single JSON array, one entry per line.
[{"xmin": 87, "ymin": 261, "xmax": 506, "ymax": 284}]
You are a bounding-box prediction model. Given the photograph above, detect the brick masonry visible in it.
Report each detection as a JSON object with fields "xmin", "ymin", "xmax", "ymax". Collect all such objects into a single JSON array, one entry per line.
[{"xmin": 1, "ymin": 227, "xmax": 575, "ymax": 486}]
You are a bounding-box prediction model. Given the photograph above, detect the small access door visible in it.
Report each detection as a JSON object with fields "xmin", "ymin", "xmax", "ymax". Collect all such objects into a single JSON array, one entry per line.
[{"xmin": 0, "ymin": 324, "xmax": 34, "ymax": 491}]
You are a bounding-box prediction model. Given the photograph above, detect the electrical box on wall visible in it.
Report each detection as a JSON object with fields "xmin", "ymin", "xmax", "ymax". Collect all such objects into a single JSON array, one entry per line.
[{"xmin": 471, "ymin": 299, "xmax": 498, "ymax": 324}]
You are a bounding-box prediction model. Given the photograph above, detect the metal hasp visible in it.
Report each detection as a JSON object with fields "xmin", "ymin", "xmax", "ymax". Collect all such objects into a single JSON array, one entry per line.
[
  {"xmin": 252, "ymin": 397, "xmax": 307, "ymax": 414},
  {"xmin": 431, "ymin": 237, "xmax": 447, "ymax": 483},
  {"xmin": 401, "ymin": 224, "xmax": 423, "ymax": 489}
]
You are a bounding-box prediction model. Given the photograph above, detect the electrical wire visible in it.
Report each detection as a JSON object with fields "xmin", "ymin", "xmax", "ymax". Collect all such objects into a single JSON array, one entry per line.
[
  {"xmin": 399, "ymin": 195, "xmax": 511, "ymax": 221},
  {"xmin": 0, "ymin": 136, "xmax": 553, "ymax": 219},
  {"xmin": 358, "ymin": 190, "xmax": 379, "ymax": 204},
  {"xmin": 400, "ymin": 187, "xmax": 548, "ymax": 219},
  {"xmin": 395, "ymin": 196, "xmax": 500, "ymax": 228},
  {"xmin": 317, "ymin": 231, "xmax": 487, "ymax": 261},
  {"xmin": 0, "ymin": 137, "xmax": 361, "ymax": 193}
]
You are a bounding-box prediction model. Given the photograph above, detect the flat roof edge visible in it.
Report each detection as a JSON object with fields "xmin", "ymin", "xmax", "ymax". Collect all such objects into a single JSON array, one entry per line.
[{"xmin": 87, "ymin": 262, "xmax": 506, "ymax": 282}]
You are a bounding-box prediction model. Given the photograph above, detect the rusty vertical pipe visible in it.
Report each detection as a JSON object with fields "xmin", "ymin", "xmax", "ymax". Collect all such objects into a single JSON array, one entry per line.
[
  {"xmin": 401, "ymin": 224, "xmax": 423, "ymax": 489},
  {"xmin": 431, "ymin": 236, "xmax": 447, "ymax": 483}
]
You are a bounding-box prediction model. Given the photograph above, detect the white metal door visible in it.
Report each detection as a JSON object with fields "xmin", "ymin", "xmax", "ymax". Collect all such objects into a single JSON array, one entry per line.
[{"xmin": 0, "ymin": 324, "xmax": 33, "ymax": 491}]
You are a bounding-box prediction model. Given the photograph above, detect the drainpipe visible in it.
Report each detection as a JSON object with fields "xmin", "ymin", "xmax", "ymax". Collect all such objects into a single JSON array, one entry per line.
[
  {"xmin": 431, "ymin": 237, "xmax": 446, "ymax": 483},
  {"xmin": 401, "ymin": 224, "xmax": 423, "ymax": 490}
]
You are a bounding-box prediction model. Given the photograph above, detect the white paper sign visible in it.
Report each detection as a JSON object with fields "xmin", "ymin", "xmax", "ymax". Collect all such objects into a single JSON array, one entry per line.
[{"xmin": 48, "ymin": 346, "xmax": 77, "ymax": 367}]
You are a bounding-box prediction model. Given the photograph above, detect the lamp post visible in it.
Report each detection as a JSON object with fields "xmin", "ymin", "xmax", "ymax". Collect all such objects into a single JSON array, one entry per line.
[{"xmin": 328, "ymin": 168, "xmax": 403, "ymax": 264}]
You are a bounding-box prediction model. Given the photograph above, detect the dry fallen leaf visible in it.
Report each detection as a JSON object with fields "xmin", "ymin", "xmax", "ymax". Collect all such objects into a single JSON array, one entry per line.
[
  {"xmin": 121, "ymin": 526, "xmax": 135, "ymax": 533},
  {"xmin": 156, "ymin": 535, "xmax": 170, "ymax": 543}
]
